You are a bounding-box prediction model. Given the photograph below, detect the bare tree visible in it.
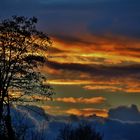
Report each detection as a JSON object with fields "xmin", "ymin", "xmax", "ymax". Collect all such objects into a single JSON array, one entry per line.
[
  {"xmin": 56, "ymin": 123, "xmax": 102, "ymax": 140},
  {"xmin": 0, "ymin": 16, "xmax": 53, "ymax": 140}
]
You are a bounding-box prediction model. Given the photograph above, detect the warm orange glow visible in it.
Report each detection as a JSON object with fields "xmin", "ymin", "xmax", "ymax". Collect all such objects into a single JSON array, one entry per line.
[
  {"xmin": 50, "ymin": 36, "xmax": 140, "ymax": 65},
  {"xmin": 48, "ymin": 79, "xmax": 93, "ymax": 85},
  {"xmin": 55, "ymin": 97, "xmax": 106, "ymax": 104},
  {"xmin": 66, "ymin": 108, "xmax": 108, "ymax": 118},
  {"xmin": 48, "ymin": 78, "xmax": 140, "ymax": 93},
  {"xmin": 38, "ymin": 35, "xmax": 140, "ymax": 116},
  {"xmin": 84, "ymin": 85, "xmax": 122, "ymax": 92}
]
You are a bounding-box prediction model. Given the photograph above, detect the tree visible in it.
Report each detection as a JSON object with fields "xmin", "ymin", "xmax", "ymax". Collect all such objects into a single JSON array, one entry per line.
[
  {"xmin": 0, "ymin": 16, "xmax": 53, "ymax": 139},
  {"xmin": 56, "ymin": 123, "xmax": 102, "ymax": 140}
]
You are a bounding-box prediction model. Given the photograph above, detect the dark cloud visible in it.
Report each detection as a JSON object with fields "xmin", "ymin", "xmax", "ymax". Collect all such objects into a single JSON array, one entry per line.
[
  {"xmin": 53, "ymin": 34, "xmax": 98, "ymax": 45},
  {"xmin": 50, "ymin": 47, "xmax": 66, "ymax": 54},
  {"xmin": 1, "ymin": 0, "xmax": 140, "ymax": 38},
  {"xmin": 102, "ymin": 119, "xmax": 140, "ymax": 140},
  {"xmin": 109, "ymin": 104, "xmax": 140, "ymax": 122},
  {"xmin": 47, "ymin": 61, "xmax": 140, "ymax": 78},
  {"xmin": 87, "ymin": 0, "xmax": 140, "ymax": 38}
]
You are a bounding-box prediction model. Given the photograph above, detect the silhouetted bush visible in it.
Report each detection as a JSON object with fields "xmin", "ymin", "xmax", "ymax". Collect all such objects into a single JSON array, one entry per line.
[{"xmin": 56, "ymin": 123, "xmax": 102, "ymax": 140}]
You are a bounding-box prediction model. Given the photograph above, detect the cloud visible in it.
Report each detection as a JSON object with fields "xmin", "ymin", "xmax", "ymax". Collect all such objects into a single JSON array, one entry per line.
[
  {"xmin": 86, "ymin": 0, "xmax": 140, "ymax": 38},
  {"xmin": 45, "ymin": 35, "xmax": 140, "ymax": 94},
  {"xmin": 48, "ymin": 78, "xmax": 140, "ymax": 93},
  {"xmin": 108, "ymin": 104, "xmax": 140, "ymax": 122},
  {"xmin": 52, "ymin": 34, "xmax": 97, "ymax": 45},
  {"xmin": 66, "ymin": 108, "xmax": 108, "ymax": 117},
  {"xmin": 0, "ymin": 0, "xmax": 43, "ymax": 17},
  {"xmin": 55, "ymin": 97, "xmax": 106, "ymax": 104},
  {"xmin": 84, "ymin": 85, "xmax": 122, "ymax": 92},
  {"xmin": 45, "ymin": 39, "xmax": 140, "ymax": 94},
  {"xmin": 102, "ymin": 119, "xmax": 140, "ymax": 140},
  {"xmin": 47, "ymin": 61, "xmax": 140, "ymax": 78},
  {"xmin": 1, "ymin": 0, "xmax": 140, "ymax": 39},
  {"xmin": 52, "ymin": 34, "xmax": 140, "ymax": 58},
  {"xmin": 48, "ymin": 79, "xmax": 93, "ymax": 85}
]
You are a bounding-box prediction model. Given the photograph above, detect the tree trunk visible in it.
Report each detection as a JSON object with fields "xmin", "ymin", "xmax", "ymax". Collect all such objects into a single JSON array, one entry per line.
[
  {"xmin": 5, "ymin": 113, "xmax": 15, "ymax": 140},
  {"xmin": 0, "ymin": 91, "xmax": 16, "ymax": 140},
  {"xmin": 0, "ymin": 100, "xmax": 4, "ymax": 122},
  {"xmin": 5, "ymin": 94, "xmax": 15, "ymax": 140},
  {"xmin": 0, "ymin": 89, "xmax": 6, "ymax": 122}
]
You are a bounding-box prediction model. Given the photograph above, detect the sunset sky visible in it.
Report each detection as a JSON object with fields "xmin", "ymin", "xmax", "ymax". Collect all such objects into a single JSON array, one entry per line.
[{"xmin": 1, "ymin": 0, "xmax": 140, "ymax": 117}]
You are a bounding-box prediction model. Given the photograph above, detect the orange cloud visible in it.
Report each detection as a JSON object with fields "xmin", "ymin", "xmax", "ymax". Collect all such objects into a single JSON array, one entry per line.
[
  {"xmin": 41, "ymin": 66, "xmax": 62, "ymax": 75},
  {"xmin": 55, "ymin": 97, "xmax": 106, "ymax": 104},
  {"xmin": 43, "ymin": 35, "xmax": 140, "ymax": 96},
  {"xmin": 124, "ymin": 89, "xmax": 140, "ymax": 93},
  {"xmin": 41, "ymin": 105, "xmax": 52, "ymax": 110},
  {"xmin": 84, "ymin": 85, "xmax": 122, "ymax": 92},
  {"xmin": 41, "ymin": 105, "xmax": 60, "ymax": 110},
  {"xmin": 49, "ymin": 79, "xmax": 120, "ymax": 85},
  {"xmin": 48, "ymin": 79, "xmax": 93, "ymax": 85},
  {"xmin": 66, "ymin": 108, "xmax": 108, "ymax": 118},
  {"xmin": 48, "ymin": 78, "xmax": 140, "ymax": 93},
  {"xmin": 50, "ymin": 36, "xmax": 140, "ymax": 65}
]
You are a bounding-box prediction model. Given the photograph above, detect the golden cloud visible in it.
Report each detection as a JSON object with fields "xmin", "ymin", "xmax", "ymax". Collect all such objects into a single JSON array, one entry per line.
[
  {"xmin": 41, "ymin": 105, "xmax": 60, "ymax": 110},
  {"xmin": 50, "ymin": 36, "xmax": 140, "ymax": 65},
  {"xmin": 66, "ymin": 108, "xmax": 108, "ymax": 117},
  {"xmin": 48, "ymin": 79, "xmax": 93, "ymax": 85},
  {"xmin": 83, "ymin": 85, "xmax": 122, "ymax": 92},
  {"xmin": 48, "ymin": 78, "xmax": 140, "ymax": 93},
  {"xmin": 40, "ymin": 34, "xmax": 140, "ymax": 97},
  {"xmin": 55, "ymin": 97, "xmax": 106, "ymax": 104}
]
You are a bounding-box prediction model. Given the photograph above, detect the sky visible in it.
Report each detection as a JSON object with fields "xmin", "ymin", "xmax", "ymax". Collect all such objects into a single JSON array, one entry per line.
[{"xmin": 1, "ymin": 0, "xmax": 140, "ymax": 117}]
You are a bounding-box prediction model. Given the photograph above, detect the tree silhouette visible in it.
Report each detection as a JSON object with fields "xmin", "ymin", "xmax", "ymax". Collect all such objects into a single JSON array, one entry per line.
[
  {"xmin": 56, "ymin": 123, "xmax": 102, "ymax": 140},
  {"xmin": 0, "ymin": 16, "xmax": 53, "ymax": 140}
]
